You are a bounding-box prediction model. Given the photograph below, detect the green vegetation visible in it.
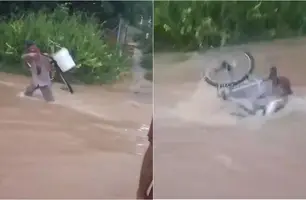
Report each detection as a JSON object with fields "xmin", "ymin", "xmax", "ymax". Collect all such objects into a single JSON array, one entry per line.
[
  {"xmin": 154, "ymin": 1, "xmax": 306, "ymax": 51},
  {"xmin": 0, "ymin": 5, "xmax": 128, "ymax": 84}
]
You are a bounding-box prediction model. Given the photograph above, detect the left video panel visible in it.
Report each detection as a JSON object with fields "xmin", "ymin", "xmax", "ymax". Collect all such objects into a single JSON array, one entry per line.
[{"xmin": 0, "ymin": 1, "xmax": 153, "ymax": 199}]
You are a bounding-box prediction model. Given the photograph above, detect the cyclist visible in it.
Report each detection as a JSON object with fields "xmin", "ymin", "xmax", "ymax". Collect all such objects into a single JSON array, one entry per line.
[
  {"xmin": 255, "ymin": 66, "xmax": 293, "ymax": 115},
  {"xmin": 21, "ymin": 40, "xmax": 55, "ymax": 102}
]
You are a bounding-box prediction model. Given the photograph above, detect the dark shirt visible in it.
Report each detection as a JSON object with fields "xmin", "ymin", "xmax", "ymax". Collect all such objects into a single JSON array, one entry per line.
[{"xmin": 277, "ymin": 76, "xmax": 293, "ymax": 95}]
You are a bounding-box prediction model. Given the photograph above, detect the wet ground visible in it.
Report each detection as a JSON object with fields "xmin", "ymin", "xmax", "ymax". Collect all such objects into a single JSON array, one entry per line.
[
  {"xmin": 0, "ymin": 58, "xmax": 152, "ymax": 198},
  {"xmin": 154, "ymin": 37, "xmax": 306, "ymax": 198}
]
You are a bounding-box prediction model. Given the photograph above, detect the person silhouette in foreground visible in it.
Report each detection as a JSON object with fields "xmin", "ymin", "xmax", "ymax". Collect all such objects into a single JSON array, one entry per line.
[
  {"xmin": 22, "ymin": 41, "xmax": 55, "ymax": 102},
  {"xmin": 137, "ymin": 119, "xmax": 153, "ymax": 199}
]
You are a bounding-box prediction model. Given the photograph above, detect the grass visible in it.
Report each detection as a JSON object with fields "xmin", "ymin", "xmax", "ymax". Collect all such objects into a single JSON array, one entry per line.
[
  {"xmin": 0, "ymin": 5, "xmax": 130, "ymax": 84},
  {"xmin": 154, "ymin": 1, "xmax": 306, "ymax": 51}
]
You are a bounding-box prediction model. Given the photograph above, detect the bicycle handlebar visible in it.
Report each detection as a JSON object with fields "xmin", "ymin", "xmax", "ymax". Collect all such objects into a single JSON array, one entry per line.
[
  {"xmin": 42, "ymin": 53, "xmax": 54, "ymax": 60},
  {"xmin": 42, "ymin": 50, "xmax": 75, "ymax": 62},
  {"xmin": 41, "ymin": 53, "xmax": 59, "ymax": 68}
]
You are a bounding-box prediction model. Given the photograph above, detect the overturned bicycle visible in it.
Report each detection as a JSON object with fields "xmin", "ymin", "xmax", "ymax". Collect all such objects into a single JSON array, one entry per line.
[{"xmin": 203, "ymin": 51, "xmax": 293, "ymax": 117}]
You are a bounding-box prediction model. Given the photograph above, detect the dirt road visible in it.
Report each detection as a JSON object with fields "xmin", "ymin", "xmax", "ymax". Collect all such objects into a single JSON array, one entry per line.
[
  {"xmin": 0, "ymin": 70, "xmax": 152, "ymax": 198},
  {"xmin": 154, "ymin": 37, "xmax": 306, "ymax": 199}
]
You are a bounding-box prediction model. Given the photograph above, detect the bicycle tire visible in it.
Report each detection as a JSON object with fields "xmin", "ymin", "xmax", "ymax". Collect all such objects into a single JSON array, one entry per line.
[
  {"xmin": 204, "ymin": 51, "xmax": 255, "ymax": 88},
  {"xmin": 55, "ymin": 67, "xmax": 74, "ymax": 94}
]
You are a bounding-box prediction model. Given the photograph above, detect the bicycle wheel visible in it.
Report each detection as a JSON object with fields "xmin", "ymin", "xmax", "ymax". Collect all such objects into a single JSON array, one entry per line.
[
  {"xmin": 55, "ymin": 67, "xmax": 74, "ymax": 94},
  {"xmin": 204, "ymin": 51, "xmax": 254, "ymax": 88}
]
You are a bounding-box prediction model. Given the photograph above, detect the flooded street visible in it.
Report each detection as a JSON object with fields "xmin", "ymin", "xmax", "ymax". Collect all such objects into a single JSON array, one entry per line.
[
  {"xmin": 154, "ymin": 37, "xmax": 306, "ymax": 198},
  {"xmin": 0, "ymin": 63, "xmax": 152, "ymax": 198}
]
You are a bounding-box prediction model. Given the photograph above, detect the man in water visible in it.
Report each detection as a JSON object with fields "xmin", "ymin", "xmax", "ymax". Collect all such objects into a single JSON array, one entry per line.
[
  {"xmin": 267, "ymin": 66, "xmax": 293, "ymax": 96},
  {"xmin": 254, "ymin": 66, "xmax": 293, "ymax": 115},
  {"xmin": 137, "ymin": 119, "xmax": 153, "ymax": 199},
  {"xmin": 22, "ymin": 41, "xmax": 54, "ymax": 102}
]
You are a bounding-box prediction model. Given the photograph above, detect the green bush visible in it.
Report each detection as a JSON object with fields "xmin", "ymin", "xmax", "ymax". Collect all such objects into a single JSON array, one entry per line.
[
  {"xmin": 154, "ymin": 1, "xmax": 306, "ymax": 51},
  {"xmin": 0, "ymin": 5, "xmax": 129, "ymax": 84}
]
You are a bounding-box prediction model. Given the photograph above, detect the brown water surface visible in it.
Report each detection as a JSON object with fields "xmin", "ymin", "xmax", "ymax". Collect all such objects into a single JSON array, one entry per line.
[{"xmin": 0, "ymin": 58, "xmax": 152, "ymax": 199}]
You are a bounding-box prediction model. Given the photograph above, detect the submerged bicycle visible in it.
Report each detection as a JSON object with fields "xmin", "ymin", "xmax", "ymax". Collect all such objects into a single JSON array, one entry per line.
[{"xmin": 203, "ymin": 51, "xmax": 290, "ymax": 117}]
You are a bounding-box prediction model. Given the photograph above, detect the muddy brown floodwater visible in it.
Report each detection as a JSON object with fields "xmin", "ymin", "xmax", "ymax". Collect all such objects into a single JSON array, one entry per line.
[
  {"xmin": 0, "ymin": 67, "xmax": 152, "ymax": 198},
  {"xmin": 154, "ymin": 37, "xmax": 306, "ymax": 199}
]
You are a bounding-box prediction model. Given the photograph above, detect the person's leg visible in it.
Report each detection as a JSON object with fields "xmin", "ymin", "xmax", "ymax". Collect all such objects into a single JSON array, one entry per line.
[
  {"xmin": 39, "ymin": 85, "xmax": 55, "ymax": 102},
  {"xmin": 24, "ymin": 84, "xmax": 38, "ymax": 97}
]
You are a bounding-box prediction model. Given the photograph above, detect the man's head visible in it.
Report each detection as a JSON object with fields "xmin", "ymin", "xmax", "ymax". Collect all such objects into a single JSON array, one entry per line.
[
  {"xmin": 24, "ymin": 40, "xmax": 41, "ymax": 53},
  {"xmin": 269, "ymin": 66, "xmax": 277, "ymax": 77},
  {"xmin": 268, "ymin": 66, "xmax": 293, "ymax": 96},
  {"xmin": 23, "ymin": 40, "xmax": 41, "ymax": 61},
  {"xmin": 25, "ymin": 40, "xmax": 35, "ymax": 48},
  {"xmin": 268, "ymin": 66, "xmax": 278, "ymax": 85}
]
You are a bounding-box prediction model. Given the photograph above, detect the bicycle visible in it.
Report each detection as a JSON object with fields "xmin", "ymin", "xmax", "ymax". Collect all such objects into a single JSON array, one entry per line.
[{"xmin": 203, "ymin": 51, "xmax": 288, "ymax": 117}]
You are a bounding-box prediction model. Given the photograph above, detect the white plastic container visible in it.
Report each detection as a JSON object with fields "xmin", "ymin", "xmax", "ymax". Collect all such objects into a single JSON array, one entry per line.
[{"xmin": 52, "ymin": 48, "xmax": 76, "ymax": 72}]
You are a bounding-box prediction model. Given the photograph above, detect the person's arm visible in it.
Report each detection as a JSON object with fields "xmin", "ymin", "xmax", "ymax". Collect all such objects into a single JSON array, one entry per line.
[
  {"xmin": 23, "ymin": 53, "xmax": 43, "ymax": 75},
  {"xmin": 21, "ymin": 53, "xmax": 35, "ymax": 69},
  {"xmin": 22, "ymin": 52, "xmax": 37, "ymax": 59},
  {"xmin": 137, "ymin": 120, "xmax": 153, "ymax": 199},
  {"xmin": 21, "ymin": 54, "xmax": 32, "ymax": 71}
]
